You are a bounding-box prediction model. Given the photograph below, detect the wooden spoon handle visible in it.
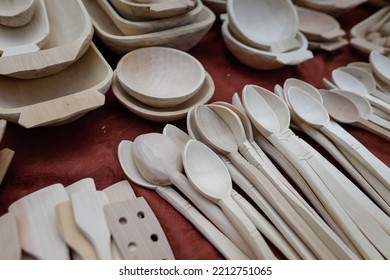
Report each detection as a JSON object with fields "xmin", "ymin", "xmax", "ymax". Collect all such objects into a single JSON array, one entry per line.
[
  {"xmin": 355, "ymin": 118, "xmax": 390, "ymax": 141},
  {"xmin": 18, "ymin": 90, "xmax": 105, "ymax": 128},
  {"xmin": 368, "ymin": 113, "xmax": 390, "ymax": 131}
]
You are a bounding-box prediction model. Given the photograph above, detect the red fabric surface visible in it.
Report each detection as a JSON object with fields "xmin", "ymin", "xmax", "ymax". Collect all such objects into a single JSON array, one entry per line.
[{"xmin": 0, "ymin": 3, "xmax": 389, "ymax": 260}]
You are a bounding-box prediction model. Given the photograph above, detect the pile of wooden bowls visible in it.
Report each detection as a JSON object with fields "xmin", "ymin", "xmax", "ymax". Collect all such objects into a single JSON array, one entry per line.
[
  {"xmin": 221, "ymin": 0, "xmax": 313, "ymax": 70},
  {"xmin": 81, "ymin": 0, "xmax": 215, "ymax": 55},
  {"xmin": 0, "ymin": 0, "xmax": 113, "ymax": 128},
  {"xmin": 112, "ymin": 47, "xmax": 214, "ymax": 122}
]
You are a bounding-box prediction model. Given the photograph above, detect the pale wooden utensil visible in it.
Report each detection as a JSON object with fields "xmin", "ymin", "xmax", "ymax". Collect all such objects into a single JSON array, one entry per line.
[
  {"xmin": 110, "ymin": 0, "xmax": 196, "ymax": 20},
  {"xmin": 370, "ymin": 50, "xmax": 390, "ymax": 85},
  {"xmin": 164, "ymin": 123, "xmax": 301, "ymax": 260},
  {"xmin": 0, "ymin": 148, "xmax": 14, "ymax": 185},
  {"xmin": 320, "ymin": 89, "xmax": 390, "ymax": 140},
  {"xmin": 71, "ymin": 191, "xmax": 112, "ymax": 260},
  {"xmin": 118, "ymin": 140, "xmax": 251, "ymax": 259},
  {"xmin": 132, "ymin": 133, "xmax": 256, "ymax": 259},
  {"xmin": 0, "ymin": 0, "xmax": 94, "ymax": 79},
  {"xmin": 293, "ymin": 0, "xmax": 366, "ymax": 16},
  {"xmin": 296, "ymin": 5, "xmax": 345, "ymax": 41},
  {"xmin": 0, "ymin": 0, "xmax": 48, "ymax": 57},
  {"xmin": 221, "ymin": 19, "xmax": 313, "ymax": 70},
  {"xmin": 117, "ymin": 47, "xmax": 205, "ymax": 108},
  {"xmin": 0, "ymin": 44, "xmax": 112, "ymax": 128},
  {"xmin": 227, "ymin": 0, "xmax": 300, "ymax": 52},
  {"xmin": 112, "ymin": 70, "xmax": 214, "ymax": 122},
  {"xmin": 65, "ymin": 178, "xmax": 97, "ymax": 196},
  {"xmin": 308, "ymin": 37, "xmax": 348, "ymax": 52},
  {"xmin": 0, "ymin": 212, "xmax": 21, "ymax": 259},
  {"xmin": 0, "ymin": 0, "xmax": 35, "ymax": 27},
  {"xmin": 183, "ymin": 139, "xmax": 276, "ymax": 260},
  {"xmin": 8, "ymin": 184, "xmax": 70, "ymax": 259},
  {"xmin": 82, "ymin": 0, "xmax": 215, "ymax": 55}
]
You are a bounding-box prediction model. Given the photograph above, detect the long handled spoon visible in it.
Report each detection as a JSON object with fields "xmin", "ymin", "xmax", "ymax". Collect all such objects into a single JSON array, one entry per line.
[
  {"xmin": 118, "ymin": 140, "xmax": 250, "ymax": 260},
  {"xmin": 132, "ymin": 133, "xmax": 256, "ymax": 259},
  {"xmin": 0, "ymin": 212, "xmax": 21, "ymax": 259}
]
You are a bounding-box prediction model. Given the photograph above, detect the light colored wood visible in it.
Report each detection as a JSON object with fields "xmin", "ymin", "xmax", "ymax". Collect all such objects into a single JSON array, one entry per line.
[
  {"xmin": 183, "ymin": 139, "xmax": 276, "ymax": 260},
  {"xmin": 202, "ymin": 0, "xmax": 226, "ymax": 15},
  {"xmin": 103, "ymin": 180, "xmax": 136, "ymax": 202},
  {"xmin": 0, "ymin": 0, "xmax": 35, "ymax": 27},
  {"xmin": 82, "ymin": 0, "xmax": 215, "ymax": 55},
  {"xmin": 117, "ymin": 47, "xmax": 205, "ymax": 108},
  {"xmin": 308, "ymin": 37, "xmax": 348, "ymax": 51},
  {"xmin": 8, "ymin": 184, "xmax": 70, "ymax": 259},
  {"xmin": 0, "ymin": 212, "xmax": 21, "ymax": 259},
  {"xmin": 104, "ymin": 198, "xmax": 175, "ymax": 259},
  {"xmin": 350, "ymin": 6, "xmax": 390, "ymax": 55},
  {"xmin": 369, "ymin": 50, "xmax": 390, "ymax": 86},
  {"xmin": 112, "ymin": 70, "xmax": 214, "ymax": 122},
  {"xmin": 0, "ymin": 0, "xmax": 94, "ymax": 79},
  {"xmin": 221, "ymin": 19, "xmax": 312, "ymax": 70},
  {"xmin": 132, "ymin": 133, "xmax": 257, "ymax": 259},
  {"xmin": 65, "ymin": 178, "xmax": 97, "ymax": 196},
  {"xmin": 0, "ymin": 0, "xmax": 48, "ymax": 57},
  {"xmin": 97, "ymin": 0, "xmax": 202, "ymax": 35},
  {"xmin": 0, "ymin": 148, "xmax": 14, "ymax": 185},
  {"xmin": 293, "ymin": 0, "xmax": 367, "ymax": 16},
  {"xmin": 71, "ymin": 191, "xmax": 112, "ymax": 260},
  {"xmin": 110, "ymin": 0, "xmax": 196, "ymax": 20},
  {"xmin": 227, "ymin": 0, "xmax": 299, "ymax": 52},
  {"xmin": 55, "ymin": 201, "xmax": 98, "ymax": 260},
  {"xmin": 296, "ymin": 6, "xmax": 345, "ymax": 42},
  {"xmin": 0, "ymin": 44, "xmax": 112, "ymax": 128},
  {"xmin": 118, "ymin": 139, "xmax": 251, "ymax": 260}
]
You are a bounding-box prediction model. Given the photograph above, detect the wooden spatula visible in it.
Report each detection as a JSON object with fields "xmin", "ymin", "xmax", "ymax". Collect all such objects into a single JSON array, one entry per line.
[{"xmin": 0, "ymin": 212, "xmax": 21, "ymax": 259}]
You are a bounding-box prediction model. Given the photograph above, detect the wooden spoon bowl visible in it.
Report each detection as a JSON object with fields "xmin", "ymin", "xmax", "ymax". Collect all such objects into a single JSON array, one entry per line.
[{"xmin": 117, "ymin": 47, "xmax": 205, "ymax": 108}]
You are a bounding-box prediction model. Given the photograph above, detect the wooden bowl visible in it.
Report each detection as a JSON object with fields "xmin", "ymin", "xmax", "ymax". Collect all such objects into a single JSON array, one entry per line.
[
  {"xmin": 0, "ymin": 0, "xmax": 36, "ymax": 27},
  {"xmin": 0, "ymin": 0, "xmax": 94, "ymax": 79},
  {"xmin": 293, "ymin": 0, "xmax": 367, "ymax": 16},
  {"xmin": 96, "ymin": 0, "xmax": 202, "ymax": 35},
  {"xmin": 117, "ymin": 47, "xmax": 205, "ymax": 108},
  {"xmin": 227, "ymin": 0, "xmax": 299, "ymax": 53},
  {"xmin": 82, "ymin": 0, "xmax": 215, "ymax": 55},
  {"xmin": 200, "ymin": 0, "xmax": 226, "ymax": 15},
  {"xmin": 0, "ymin": 0, "xmax": 49, "ymax": 57},
  {"xmin": 350, "ymin": 6, "xmax": 390, "ymax": 56},
  {"xmin": 221, "ymin": 19, "xmax": 313, "ymax": 70},
  {"xmin": 0, "ymin": 43, "xmax": 113, "ymax": 128},
  {"xmin": 112, "ymin": 70, "xmax": 214, "ymax": 122},
  {"xmin": 110, "ymin": 0, "xmax": 197, "ymax": 20}
]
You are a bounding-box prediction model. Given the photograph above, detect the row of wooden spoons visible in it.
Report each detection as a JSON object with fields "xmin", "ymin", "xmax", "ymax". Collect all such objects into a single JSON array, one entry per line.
[{"xmin": 0, "ymin": 179, "xmax": 174, "ymax": 260}]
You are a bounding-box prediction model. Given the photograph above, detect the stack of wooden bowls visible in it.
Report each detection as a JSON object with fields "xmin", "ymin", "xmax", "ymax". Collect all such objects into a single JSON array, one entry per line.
[
  {"xmin": 112, "ymin": 47, "xmax": 215, "ymax": 122},
  {"xmin": 81, "ymin": 0, "xmax": 215, "ymax": 55},
  {"xmin": 221, "ymin": 0, "xmax": 313, "ymax": 70},
  {"xmin": 0, "ymin": 0, "xmax": 113, "ymax": 128}
]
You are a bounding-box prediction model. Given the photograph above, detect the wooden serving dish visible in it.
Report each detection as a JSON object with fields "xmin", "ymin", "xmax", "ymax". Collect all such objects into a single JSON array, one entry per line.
[
  {"xmin": 0, "ymin": 0, "xmax": 94, "ymax": 79},
  {"xmin": 0, "ymin": 44, "xmax": 113, "ymax": 128},
  {"xmin": 202, "ymin": 0, "xmax": 226, "ymax": 15},
  {"xmin": 82, "ymin": 0, "xmax": 215, "ymax": 55},
  {"xmin": 0, "ymin": 0, "xmax": 49, "ymax": 57}
]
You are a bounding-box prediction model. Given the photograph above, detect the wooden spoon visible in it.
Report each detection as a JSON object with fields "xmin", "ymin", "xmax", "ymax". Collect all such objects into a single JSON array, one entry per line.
[
  {"xmin": 369, "ymin": 50, "xmax": 390, "ymax": 86},
  {"xmin": 0, "ymin": 0, "xmax": 36, "ymax": 27},
  {"xmin": 8, "ymin": 184, "xmax": 70, "ymax": 259},
  {"xmin": 132, "ymin": 133, "xmax": 257, "ymax": 259},
  {"xmin": 118, "ymin": 140, "xmax": 251, "ymax": 260},
  {"xmin": 319, "ymin": 89, "xmax": 390, "ymax": 141},
  {"xmin": 0, "ymin": 212, "xmax": 21, "ymax": 259},
  {"xmin": 183, "ymin": 139, "xmax": 276, "ymax": 260}
]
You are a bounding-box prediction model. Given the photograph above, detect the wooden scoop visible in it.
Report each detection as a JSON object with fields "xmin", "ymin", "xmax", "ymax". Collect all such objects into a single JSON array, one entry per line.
[{"xmin": 0, "ymin": 0, "xmax": 36, "ymax": 27}]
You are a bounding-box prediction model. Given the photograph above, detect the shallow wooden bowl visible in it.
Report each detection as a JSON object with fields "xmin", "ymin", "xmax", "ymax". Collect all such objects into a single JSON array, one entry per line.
[
  {"xmin": 0, "ymin": 0, "xmax": 93, "ymax": 79},
  {"xmin": 110, "ymin": 0, "xmax": 197, "ymax": 20},
  {"xmin": 0, "ymin": 0, "xmax": 36, "ymax": 27},
  {"xmin": 350, "ymin": 6, "xmax": 390, "ymax": 56},
  {"xmin": 293, "ymin": 0, "xmax": 367, "ymax": 16},
  {"xmin": 82, "ymin": 0, "xmax": 215, "ymax": 55},
  {"xmin": 97, "ymin": 0, "xmax": 202, "ymax": 35},
  {"xmin": 117, "ymin": 47, "xmax": 205, "ymax": 108},
  {"xmin": 221, "ymin": 19, "xmax": 313, "ymax": 70},
  {"xmin": 202, "ymin": 0, "xmax": 226, "ymax": 15},
  {"xmin": 112, "ymin": 70, "xmax": 214, "ymax": 122},
  {"xmin": 0, "ymin": 0, "xmax": 49, "ymax": 57},
  {"xmin": 0, "ymin": 44, "xmax": 113, "ymax": 128}
]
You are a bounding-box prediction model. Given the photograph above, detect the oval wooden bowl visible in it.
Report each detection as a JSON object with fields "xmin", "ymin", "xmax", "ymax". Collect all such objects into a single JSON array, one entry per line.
[
  {"xmin": 82, "ymin": 0, "xmax": 215, "ymax": 55},
  {"xmin": 227, "ymin": 0, "xmax": 299, "ymax": 53},
  {"xmin": 293, "ymin": 0, "xmax": 367, "ymax": 16},
  {"xmin": 112, "ymin": 70, "xmax": 214, "ymax": 122},
  {"xmin": 97, "ymin": 0, "xmax": 202, "ymax": 35},
  {"xmin": 110, "ymin": 0, "xmax": 197, "ymax": 20},
  {"xmin": 0, "ymin": 0, "xmax": 94, "ymax": 79},
  {"xmin": 202, "ymin": 0, "xmax": 226, "ymax": 15},
  {"xmin": 221, "ymin": 19, "xmax": 313, "ymax": 70},
  {"xmin": 117, "ymin": 47, "xmax": 205, "ymax": 108},
  {"xmin": 350, "ymin": 6, "xmax": 390, "ymax": 56},
  {"xmin": 0, "ymin": 44, "xmax": 113, "ymax": 128},
  {"xmin": 0, "ymin": 0, "xmax": 49, "ymax": 57},
  {"xmin": 0, "ymin": 0, "xmax": 36, "ymax": 27}
]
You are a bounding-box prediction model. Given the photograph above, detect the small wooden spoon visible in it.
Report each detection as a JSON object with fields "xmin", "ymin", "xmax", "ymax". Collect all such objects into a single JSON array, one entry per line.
[
  {"xmin": 369, "ymin": 50, "xmax": 390, "ymax": 86},
  {"xmin": 183, "ymin": 139, "xmax": 276, "ymax": 260},
  {"xmin": 0, "ymin": 0, "xmax": 35, "ymax": 27},
  {"xmin": 0, "ymin": 212, "xmax": 21, "ymax": 259}
]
